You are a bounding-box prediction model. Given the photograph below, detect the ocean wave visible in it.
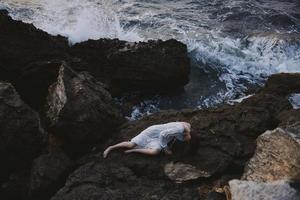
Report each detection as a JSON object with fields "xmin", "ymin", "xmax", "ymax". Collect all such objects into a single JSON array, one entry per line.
[
  {"xmin": 1, "ymin": 0, "xmax": 300, "ymax": 119},
  {"xmin": 0, "ymin": 0, "xmax": 143, "ymax": 44},
  {"xmin": 186, "ymin": 32, "xmax": 300, "ymax": 104}
]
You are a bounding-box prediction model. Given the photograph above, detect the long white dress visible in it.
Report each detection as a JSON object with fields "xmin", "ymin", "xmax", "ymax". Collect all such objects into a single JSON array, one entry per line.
[{"xmin": 131, "ymin": 122, "xmax": 185, "ymax": 151}]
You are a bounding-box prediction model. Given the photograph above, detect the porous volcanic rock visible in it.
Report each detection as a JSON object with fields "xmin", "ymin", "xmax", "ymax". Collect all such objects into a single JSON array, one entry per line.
[
  {"xmin": 242, "ymin": 127, "xmax": 300, "ymax": 182},
  {"xmin": 15, "ymin": 60, "xmax": 62, "ymax": 110},
  {"xmin": 117, "ymin": 93, "xmax": 291, "ymax": 178},
  {"xmin": 228, "ymin": 180, "xmax": 299, "ymax": 200},
  {"xmin": 0, "ymin": 82, "xmax": 44, "ymax": 177},
  {"xmin": 49, "ymin": 74, "xmax": 300, "ymax": 200},
  {"xmin": 29, "ymin": 145, "xmax": 73, "ymax": 199},
  {"xmin": 262, "ymin": 73, "xmax": 300, "ymax": 96},
  {"xmin": 51, "ymin": 155, "xmax": 199, "ymax": 200},
  {"xmin": 45, "ymin": 63, "xmax": 122, "ymax": 154},
  {"xmin": 113, "ymin": 74, "xmax": 300, "ymax": 182},
  {"xmin": 164, "ymin": 161, "xmax": 211, "ymax": 183},
  {"xmin": 0, "ymin": 10, "xmax": 190, "ymax": 97},
  {"xmin": 69, "ymin": 38, "xmax": 190, "ymax": 94},
  {"xmin": 0, "ymin": 10, "xmax": 68, "ymax": 82}
]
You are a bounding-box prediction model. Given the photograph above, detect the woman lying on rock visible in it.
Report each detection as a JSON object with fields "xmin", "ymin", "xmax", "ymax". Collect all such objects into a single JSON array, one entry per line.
[{"xmin": 103, "ymin": 122, "xmax": 191, "ymax": 158}]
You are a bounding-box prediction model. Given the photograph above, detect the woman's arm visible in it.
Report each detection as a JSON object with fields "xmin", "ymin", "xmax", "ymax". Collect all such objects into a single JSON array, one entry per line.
[{"xmin": 124, "ymin": 148, "xmax": 160, "ymax": 156}]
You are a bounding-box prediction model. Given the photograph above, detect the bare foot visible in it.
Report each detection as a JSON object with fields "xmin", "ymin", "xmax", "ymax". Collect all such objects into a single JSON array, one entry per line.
[{"xmin": 103, "ymin": 147, "xmax": 111, "ymax": 158}]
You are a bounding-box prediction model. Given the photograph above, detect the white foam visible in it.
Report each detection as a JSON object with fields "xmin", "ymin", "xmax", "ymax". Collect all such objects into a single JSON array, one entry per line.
[
  {"xmin": 1, "ymin": 0, "xmax": 300, "ymax": 112},
  {"xmin": 289, "ymin": 93, "xmax": 300, "ymax": 109},
  {"xmin": 186, "ymin": 32, "xmax": 300, "ymax": 104},
  {"xmin": 1, "ymin": 0, "xmax": 143, "ymax": 44},
  {"xmin": 125, "ymin": 101, "xmax": 159, "ymax": 121},
  {"xmin": 228, "ymin": 94, "xmax": 254, "ymax": 105}
]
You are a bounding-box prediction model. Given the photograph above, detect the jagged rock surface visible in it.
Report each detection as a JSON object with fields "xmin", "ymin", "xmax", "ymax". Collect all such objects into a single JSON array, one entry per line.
[
  {"xmin": 69, "ymin": 39, "xmax": 190, "ymax": 94},
  {"xmin": 0, "ymin": 10, "xmax": 190, "ymax": 99},
  {"xmin": 50, "ymin": 73, "xmax": 300, "ymax": 200},
  {"xmin": 242, "ymin": 127, "xmax": 300, "ymax": 182},
  {"xmin": 29, "ymin": 145, "xmax": 73, "ymax": 198},
  {"xmin": 228, "ymin": 180, "xmax": 300, "ymax": 200},
  {"xmin": 51, "ymin": 156, "xmax": 199, "ymax": 200},
  {"xmin": 45, "ymin": 63, "xmax": 122, "ymax": 154},
  {"xmin": 0, "ymin": 10, "xmax": 68, "ymax": 82},
  {"xmin": 0, "ymin": 82, "xmax": 44, "ymax": 177},
  {"xmin": 164, "ymin": 162, "xmax": 211, "ymax": 183}
]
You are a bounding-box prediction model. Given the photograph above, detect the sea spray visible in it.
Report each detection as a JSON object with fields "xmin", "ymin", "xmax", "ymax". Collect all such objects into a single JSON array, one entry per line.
[
  {"xmin": 0, "ymin": 0, "xmax": 142, "ymax": 44},
  {"xmin": 1, "ymin": 0, "xmax": 299, "ymax": 119}
]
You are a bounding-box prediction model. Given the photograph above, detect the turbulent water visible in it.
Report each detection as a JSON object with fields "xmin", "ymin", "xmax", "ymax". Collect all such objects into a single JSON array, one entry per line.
[{"xmin": 1, "ymin": 0, "xmax": 300, "ymax": 119}]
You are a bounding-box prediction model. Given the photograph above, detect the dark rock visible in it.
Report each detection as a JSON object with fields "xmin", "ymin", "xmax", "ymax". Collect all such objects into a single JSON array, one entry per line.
[
  {"xmin": 0, "ymin": 82, "xmax": 44, "ymax": 177},
  {"xmin": 51, "ymin": 157, "xmax": 199, "ymax": 200},
  {"xmin": 0, "ymin": 170, "xmax": 30, "ymax": 200},
  {"xmin": 29, "ymin": 145, "xmax": 73, "ymax": 199},
  {"xmin": 46, "ymin": 63, "xmax": 122, "ymax": 154},
  {"xmin": 205, "ymin": 192, "xmax": 226, "ymax": 200},
  {"xmin": 69, "ymin": 39, "xmax": 190, "ymax": 94},
  {"xmin": 262, "ymin": 73, "xmax": 300, "ymax": 96},
  {"xmin": 14, "ymin": 59, "xmax": 85, "ymax": 111},
  {"xmin": 0, "ymin": 10, "xmax": 68, "ymax": 82},
  {"xmin": 278, "ymin": 109, "xmax": 300, "ymax": 134},
  {"xmin": 0, "ymin": 10, "xmax": 190, "ymax": 98},
  {"xmin": 49, "ymin": 73, "xmax": 300, "ymax": 200},
  {"xmin": 115, "ymin": 74, "xmax": 298, "ymax": 179},
  {"xmin": 117, "ymin": 94, "xmax": 290, "ymax": 178},
  {"xmin": 15, "ymin": 60, "xmax": 62, "ymax": 110}
]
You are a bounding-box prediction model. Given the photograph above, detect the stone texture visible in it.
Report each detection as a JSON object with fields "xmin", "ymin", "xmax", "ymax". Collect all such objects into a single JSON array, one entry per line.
[
  {"xmin": 228, "ymin": 180, "xmax": 300, "ymax": 200},
  {"xmin": 242, "ymin": 127, "xmax": 300, "ymax": 182},
  {"xmin": 69, "ymin": 39, "xmax": 190, "ymax": 94},
  {"xmin": 29, "ymin": 145, "xmax": 73, "ymax": 198},
  {"xmin": 0, "ymin": 10, "xmax": 68, "ymax": 82},
  {"xmin": 51, "ymin": 156, "xmax": 199, "ymax": 200},
  {"xmin": 0, "ymin": 10, "xmax": 190, "ymax": 97},
  {"xmin": 164, "ymin": 162, "xmax": 211, "ymax": 183},
  {"xmin": 117, "ymin": 93, "xmax": 291, "ymax": 178},
  {"xmin": 45, "ymin": 63, "xmax": 122, "ymax": 154},
  {"xmin": 0, "ymin": 82, "xmax": 44, "ymax": 176},
  {"xmin": 50, "ymin": 73, "xmax": 300, "ymax": 200}
]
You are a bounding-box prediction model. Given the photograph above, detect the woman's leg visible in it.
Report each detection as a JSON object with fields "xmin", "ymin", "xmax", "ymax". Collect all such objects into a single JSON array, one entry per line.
[
  {"xmin": 124, "ymin": 148, "xmax": 160, "ymax": 156},
  {"xmin": 103, "ymin": 141, "xmax": 136, "ymax": 158}
]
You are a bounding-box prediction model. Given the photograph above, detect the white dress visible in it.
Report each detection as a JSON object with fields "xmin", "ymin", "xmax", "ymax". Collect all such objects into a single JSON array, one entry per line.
[{"xmin": 131, "ymin": 122, "xmax": 185, "ymax": 150}]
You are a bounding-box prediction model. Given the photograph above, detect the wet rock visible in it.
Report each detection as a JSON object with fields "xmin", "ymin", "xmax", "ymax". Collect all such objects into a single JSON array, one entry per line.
[
  {"xmin": 46, "ymin": 63, "xmax": 122, "ymax": 154},
  {"xmin": 0, "ymin": 82, "xmax": 44, "ymax": 177},
  {"xmin": 242, "ymin": 127, "xmax": 300, "ymax": 182},
  {"xmin": 69, "ymin": 39, "xmax": 190, "ymax": 94},
  {"xmin": 0, "ymin": 10, "xmax": 190, "ymax": 96},
  {"xmin": 228, "ymin": 180, "xmax": 300, "ymax": 200},
  {"xmin": 29, "ymin": 145, "xmax": 73, "ymax": 199},
  {"xmin": 262, "ymin": 73, "xmax": 300, "ymax": 96},
  {"xmin": 164, "ymin": 162, "xmax": 211, "ymax": 183}
]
